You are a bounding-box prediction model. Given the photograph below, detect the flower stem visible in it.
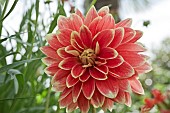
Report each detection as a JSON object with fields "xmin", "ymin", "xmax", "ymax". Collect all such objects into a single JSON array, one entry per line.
[{"xmin": 92, "ymin": 106, "xmax": 96, "ymax": 113}]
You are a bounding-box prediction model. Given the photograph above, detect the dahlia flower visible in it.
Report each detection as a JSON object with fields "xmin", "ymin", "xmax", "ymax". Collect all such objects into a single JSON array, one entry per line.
[{"xmin": 40, "ymin": 6, "xmax": 152, "ymax": 113}]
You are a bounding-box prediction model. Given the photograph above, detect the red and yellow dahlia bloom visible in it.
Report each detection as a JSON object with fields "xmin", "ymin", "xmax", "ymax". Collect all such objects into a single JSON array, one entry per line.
[{"xmin": 40, "ymin": 6, "xmax": 152, "ymax": 113}]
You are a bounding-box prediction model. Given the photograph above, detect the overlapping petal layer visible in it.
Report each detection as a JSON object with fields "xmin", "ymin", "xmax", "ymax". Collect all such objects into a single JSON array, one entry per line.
[{"xmin": 41, "ymin": 5, "xmax": 151, "ymax": 113}]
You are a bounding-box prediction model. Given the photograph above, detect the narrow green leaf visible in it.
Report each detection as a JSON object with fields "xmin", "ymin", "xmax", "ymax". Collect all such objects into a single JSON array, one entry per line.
[
  {"xmin": 0, "ymin": 58, "xmax": 41, "ymax": 73},
  {"xmin": 1, "ymin": 0, "xmax": 19, "ymax": 21},
  {"xmin": 14, "ymin": 76, "xmax": 19, "ymax": 94}
]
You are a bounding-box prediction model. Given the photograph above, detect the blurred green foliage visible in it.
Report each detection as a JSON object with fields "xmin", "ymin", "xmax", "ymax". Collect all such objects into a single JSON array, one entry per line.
[{"xmin": 0, "ymin": 0, "xmax": 169, "ymax": 113}]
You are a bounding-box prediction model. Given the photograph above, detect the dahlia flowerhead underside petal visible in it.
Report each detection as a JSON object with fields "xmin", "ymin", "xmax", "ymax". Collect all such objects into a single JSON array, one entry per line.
[{"xmin": 40, "ymin": 5, "xmax": 152, "ymax": 113}]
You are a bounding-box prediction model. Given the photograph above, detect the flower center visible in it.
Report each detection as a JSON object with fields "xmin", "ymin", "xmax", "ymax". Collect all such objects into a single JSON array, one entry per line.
[{"xmin": 80, "ymin": 49, "xmax": 96, "ymax": 67}]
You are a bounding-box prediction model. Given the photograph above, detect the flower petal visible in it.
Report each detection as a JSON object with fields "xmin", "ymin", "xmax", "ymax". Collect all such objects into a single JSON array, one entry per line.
[
  {"xmin": 66, "ymin": 74, "xmax": 79, "ymax": 88},
  {"xmin": 129, "ymin": 77, "xmax": 144, "ymax": 95},
  {"xmin": 109, "ymin": 27, "xmax": 124, "ymax": 48},
  {"xmin": 80, "ymin": 25, "xmax": 92, "ymax": 48},
  {"xmin": 98, "ymin": 6, "xmax": 110, "ymax": 17},
  {"xmin": 71, "ymin": 31, "xmax": 84, "ymax": 52},
  {"xmin": 57, "ymin": 47, "xmax": 74, "ymax": 58},
  {"xmin": 113, "ymin": 90, "xmax": 126, "ymax": 104},
  {"xmin": 59, "ymin": 92, "xmax": 73, "ymax": 108},
  {"xmin": 89, "ymin": 67, "xmax": 107, "ymax": 80},
  {"xmin": 84, "ymin": 5, "xmax": 98, "ymax": 27},
  {"xmin": 41, "ymin": 57, "xmax": 58, "ymax": 66},
  {"xmin": 102, "ymin": 98, "xmax": 114, "ymax": 112},
  {"xmin": 116, "ymin": 18, "xmax": 132, "ymax": 28},
  {"xmin": 45, "ymin": 34, "xmax": 63, "ymax": 50},
  {"xmin": 91, "ymin": 89, "xmax": 105, "ymax": 108},
  {"xmin": 109, "ymin": 62, "xmax": 135, "ymax": 78},
  {"xmin": 98, "ymin": 47, "xmax": 118, "ymax": 59},
  {"xmin": 58, "ymin": 57, "xmax": 79, "ymax": 70},
  {"xmin": 66, "ymin": 102, "xmax": 78, "ymax": 113},
  {"xmin": 77, "ymin": 92, "xmax": 90, "ymax": 113},
  {"xmin": 92, "ymin": 29, "xmax": 115, "ymax": 49},
  {"xmin": 121, "ymin": 27, "xmax": 136, "ymax": 44},
  {"xmin": 44, "ymin": 63, "xmax": 59, "ymax": 76},
  {"xmin": 106, "ymin": 55, "xmax": 124, "ymax": 68},
  {"xmin": 128, "ymin": 30, "xmax": 143, "ymax": 43},
  {"xmin": 95, "ymin": 57, "xmax": 107, "ymax": 66},
  {"xmin": 116, "ymin": 43, "xmax": 146, "ymax": 52},
  {"xmin": 94, "ymin": 65, "xmax": 108, "ymax": 74},
  {"xmin": 125, "ymin": 92, "xmax": 131, "ymax": 107},
  {"xmin": 72, "ymin": 82, "xmax": 82, "ymax": 102},
  {"xmin": 79, "ymin": 69, "xmax": 90, "ymax": 82},
  {"xmin": 82, "ymin": 77, "xmax": 95, "ymax": 99},
  {"xmin": 65, "ymin": 45, "xmax": 80, "ymax": 56},
  {"xmin": 89, "ymin": 16, "xmax": 102, "ymax": 37},
  {"xmin": 119, "ymin": 52, "xmax": 146, "ymax": 67},
  {"xmin": 40, "ymin": 46, "xmax": 61, "ymax": 59},
  {"xmin": 96, "ymin": 77, "xmax": 119, "ymax": 98},
  {"xmin": 118, "ymin": 79, "xmax": 131, "ymax": 92},
  {"xmin": 57, "ymin": 29, "xmax": 72, "ymax": 46},
  {"xmin": 58, "ymin": 15, "xmax": 73, "ymax": 30},
  {"xmin": 58, "ymin": 88, "xmax": 72, "ymax": 101},
  {"xmin": 70, "ymin": 13, "xmax": 83, "ymax": 31},
  {"xmin": 71, "ymin": 64, "xmax": 86, "ymax": 78},
  {"xmin": 96, "ymin": 14, "xmax": 115, "ymax": 32},
  {"xmin": 75, "ymin": 9, "xmax": 84, "ymax": 21},
  {"xmin": 134, "ymin": 62, "xmax": 152, "ymax": 74}
]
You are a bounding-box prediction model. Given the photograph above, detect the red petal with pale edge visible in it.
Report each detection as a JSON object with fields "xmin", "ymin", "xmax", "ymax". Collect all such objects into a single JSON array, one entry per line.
[
  {"xmin": 98, "ymin": 6, "xmax": 110, "ymax": 17},
  {"xmin": 90, "ymin": 67, "xmax": 107, "ymax": 80},
  {"xmin": 119, "ymin": 52, "xmax": 145, "ymax": 67},
  {"xmin": 45, "ymin": 34, "xmax": 63, "ymax": 50},
  {"xmin": 75, "ymin": 9, "xmax": 84, "ymax": 21},
  {"xmin": 57, "ymin": 47, "xmax": 74, "ymax": 58},
  {"xmin": 78, "ymin": 93, "xmax": 90, "ymax": 113},
  {"xmin": 89, "ymin": 17, "xmax": 102, "ymax": 37},
  {"xmin": 72, "ymin": 82, "xmax": 82, "ymax": 102},
  {"xmin": 80, "ymin": 25, "xmax": 92, "ymax": 48},
  {"xmin": 92, "ymin": 29, "xmax": 114, "ymax": 49},
  {"xmin": 109, "ymin": 62, "xmax": 134, "ymax": 78},
  {"xmin": 98, "ymin": 47, "xmax": 118, "ymax": 59},
  {"xmin": 113, "ymin": 90, "xmax": 126, "ymax": 104},
  {"xmin": 58, "ymin": 15, "xmax": 73, "ymax": 30},
  {"xmin": 71, "ymin": 31, "xmax": 84, "ymax": 52},
  {"xmin": 96, "ymin": 77, "xmax": 119, "ymax": 98},
  {"xmin": 106, "ymin": 55, "xmax": 124, "ymax": 68},
  {"xmin": 118, "ymin": 79, "xmax": 130, "ymax": 92},
  {"xmin": 84, "ymin": 6, "xmax": 98, "ymax": 27},
  {"xmin": 116, "ymin": 43, "xmax": 146, "ymax": 52},
  {"xmin": 65, "ymin": 45, "xmax": 80, "ymax": 56},
  {"xmin": 95, "ymin": 57, "xmax": 107, "ymax": 66},
  {"xmin": 44, "ymin": 63, "xmax": 59, "ymax": 76},
  {"xmin": 109, "ymin": 27, "xmax": 124, "ymax": 48},
  {"xmin": 58, "ymin": 88, "xmax": 72, "ymax": 101},
  {"xmin": 91, "ymin": 89, "xmax": 105, "ymax": 108},
  {"xmin": 134, "ymin": 62, "xmax": 152, "ymax": 74},
  {"xmin": 57, "ymin": 29, "xmax": 72, "ymax": 46},
  {"xmin": 71, "ymin": 64, "xmax": 86, "ymax": 78},
  {"xmin": 59, "ymin": 92, "xmax": 72, "ymax": 108},
  {"xmin": 129, "ymin": 77, "xmax": 144, "ymax": 95},
  {"xmin": 121, "ymin": 27, "xmax": 136, "ymax": 44},
  {"xmin": 66, "ymin": 102, "xmax": 78, "ymax": 113},
  {"xmin": 116, "ymin": 18, "xmax": 132, "ymax": 28},
  {"xmin": 102, "ymin": 98, "xmax": 114, "ymax": 112},
  {"xmin": 52, "ymin": 84, "xmax": 66, "ymax": 92},
  {"xmin": 70, "ymin": 13, "xmax": 83, "ymax": 31},
  {"xmin": 82, "ymin": 77, "xmax": 95, "ymax": 99},
  {"xmin": 58, "ymin": 57, "xmax": 79, "ymax": 70},
  {"xmin": 94, "ymin": 65, "xmax": 108, "ymax": 74},
  {"xmin": 40, "ymin": 46, "xmax": 61, "ymax": 59},
  {"xmin": 128, "ymin": 30, "xmax": 143, "ymax": 43},
  {"xmin": 66, "ymin": 74, "xmax": 79, "ymax": 88},
  {"xmin": 52, "ymin": 69, "xmax": 70, "ymax": 81},
  {"xmin": 125, "ymin": 92, "xmax": 131, "ymax": 107},
  {"xmin": 96, "ymin": 14, "xmax": 115, "ymax": 32},
  {"xmin": 41, "ymin": 57, "xmax": 58, "ymax": 66},
  {"xmin": 79, "ymin": 69, "xmax": 90, "ymax": 82}
]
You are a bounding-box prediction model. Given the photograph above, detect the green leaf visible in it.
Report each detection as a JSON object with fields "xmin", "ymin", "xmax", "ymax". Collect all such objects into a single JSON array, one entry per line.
[
  {"xmin": 14, "ymin": 76, "xmax": 19, "ymax": 94},
  {"xmin": 0, "ymin": 58, "xmax": 41, "ymax": 73}
]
